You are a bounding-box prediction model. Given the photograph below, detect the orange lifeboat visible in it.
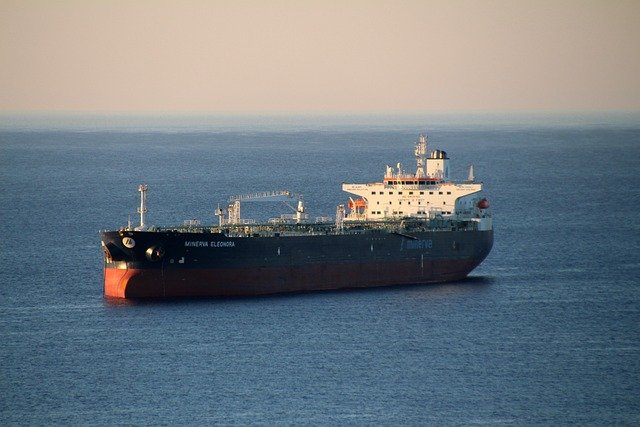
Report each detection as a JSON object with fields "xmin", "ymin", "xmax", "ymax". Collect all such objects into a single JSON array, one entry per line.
[{"xmin": 348, "ymin": 198, "xmax": 367, "ymax": 211}]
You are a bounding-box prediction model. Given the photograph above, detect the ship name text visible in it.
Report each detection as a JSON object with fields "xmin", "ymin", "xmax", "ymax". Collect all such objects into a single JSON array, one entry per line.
[{"xmin": 184, "ymin": 241, "xmax": 235, "ymax": 248}]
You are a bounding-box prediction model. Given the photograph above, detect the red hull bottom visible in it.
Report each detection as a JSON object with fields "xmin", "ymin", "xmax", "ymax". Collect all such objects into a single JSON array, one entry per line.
[{"xmin": 104, "ymin": 259, "xmax": 483, "ymax": 298}]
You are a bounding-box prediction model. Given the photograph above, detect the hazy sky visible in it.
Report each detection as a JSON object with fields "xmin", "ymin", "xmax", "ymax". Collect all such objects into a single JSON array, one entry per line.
[{"xmin": 1, "ymin": 0, "xmax": 639, "ymax": 113}]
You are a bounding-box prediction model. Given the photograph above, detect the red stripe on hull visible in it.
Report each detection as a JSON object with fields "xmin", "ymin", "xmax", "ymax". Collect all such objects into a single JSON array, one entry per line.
[{"xmin": 104, "ymin": 259, "xmax": 483, "ymax": 298}]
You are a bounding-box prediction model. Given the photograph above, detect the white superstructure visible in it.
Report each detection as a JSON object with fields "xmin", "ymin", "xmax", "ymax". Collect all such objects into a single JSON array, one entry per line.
[{"xmin": 342, "ymin": 134, "xmax": 489, "ymax": 223}]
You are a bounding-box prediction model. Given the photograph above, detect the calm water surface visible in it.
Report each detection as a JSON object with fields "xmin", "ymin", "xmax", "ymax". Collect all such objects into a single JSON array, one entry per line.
[{"xmin": 1, "ymin": 115, "xmax": 639, "ymax": 424}]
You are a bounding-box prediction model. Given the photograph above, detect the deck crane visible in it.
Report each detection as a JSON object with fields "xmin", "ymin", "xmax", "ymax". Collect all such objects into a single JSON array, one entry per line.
[{"xmin": 215, "ymin": 190, "xmax": 306, "ymax": 226}]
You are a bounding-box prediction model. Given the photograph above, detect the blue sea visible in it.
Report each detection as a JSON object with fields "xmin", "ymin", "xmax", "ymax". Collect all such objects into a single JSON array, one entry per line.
[{"xmin": 1, "ymin": 113, "xmax": 639, "ymax": 425}]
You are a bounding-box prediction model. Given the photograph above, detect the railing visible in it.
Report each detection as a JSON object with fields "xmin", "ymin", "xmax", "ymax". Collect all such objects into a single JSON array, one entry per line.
[{"xmin": 228, "ymin": 190, "xmax": 292, "ymax": 202}]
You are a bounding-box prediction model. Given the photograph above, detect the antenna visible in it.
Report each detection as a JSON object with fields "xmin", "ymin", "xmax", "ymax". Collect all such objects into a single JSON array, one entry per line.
[{"xmin": 137, "ymin": 184, "xmax": 148, "ymax": 229}]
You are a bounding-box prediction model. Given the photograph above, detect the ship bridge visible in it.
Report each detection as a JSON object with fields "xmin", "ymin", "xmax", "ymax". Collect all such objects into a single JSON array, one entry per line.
[{"xmin": 342, "ymin": 134, "xmax": 485, "ymax": 221}]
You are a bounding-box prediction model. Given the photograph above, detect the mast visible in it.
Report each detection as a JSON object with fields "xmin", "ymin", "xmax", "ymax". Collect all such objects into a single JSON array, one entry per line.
[
  {"xmin": 137, "ymin": 184, "xmax": 148, "ymax": 229},
  {"xmin": 415, "ymin": 133, "xmax": 428, "ymax": 178}
]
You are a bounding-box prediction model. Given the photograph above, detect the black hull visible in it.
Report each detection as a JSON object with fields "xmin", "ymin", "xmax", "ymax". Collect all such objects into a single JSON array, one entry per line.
[{"xmin": 101, "ymin": 228, "xmax": 493, "ymax": 298}]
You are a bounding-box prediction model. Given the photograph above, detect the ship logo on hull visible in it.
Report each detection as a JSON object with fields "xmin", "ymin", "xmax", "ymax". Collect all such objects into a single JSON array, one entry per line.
[{"xmin": 122, "ymin": 237, "xmax": 135, "ymax": 248}]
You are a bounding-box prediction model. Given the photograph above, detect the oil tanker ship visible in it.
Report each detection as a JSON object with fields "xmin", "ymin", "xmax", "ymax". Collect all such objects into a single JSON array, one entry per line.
[{"xmin": 100, "ymin": 134, "xmax": 493, "ymax": 298}]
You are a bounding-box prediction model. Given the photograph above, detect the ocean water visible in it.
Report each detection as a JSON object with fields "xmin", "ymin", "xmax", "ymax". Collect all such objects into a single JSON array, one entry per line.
[{"xmin": 1, "ymin": 114, "xmax": 639, "ymax": 425}]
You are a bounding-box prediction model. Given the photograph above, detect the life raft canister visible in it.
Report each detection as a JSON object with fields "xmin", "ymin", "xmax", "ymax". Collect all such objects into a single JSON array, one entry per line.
[{"xmin": 477, "ymin": 198, "xmax": 490, "ymax": 210}]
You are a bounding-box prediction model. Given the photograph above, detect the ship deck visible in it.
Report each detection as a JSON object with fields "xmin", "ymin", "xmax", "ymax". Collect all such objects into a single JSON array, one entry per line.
[{"xmin": 117, "ymin": 217, "xmax": 486, "ymax": 238}]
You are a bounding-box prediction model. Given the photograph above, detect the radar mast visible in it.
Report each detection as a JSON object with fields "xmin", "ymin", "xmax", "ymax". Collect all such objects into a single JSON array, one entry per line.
[{"xmin": 415, "ymin": 134, "xmax": 428, "ymax": 178}]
